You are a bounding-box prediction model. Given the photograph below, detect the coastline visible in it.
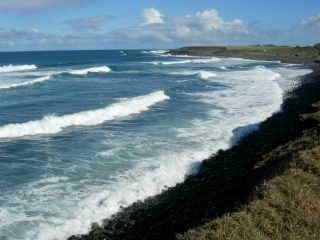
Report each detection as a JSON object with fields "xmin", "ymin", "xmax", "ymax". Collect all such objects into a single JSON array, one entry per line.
[
  {"xmin": 169, "ymin": 45, "xmax": 320, "ymax": 65},
  {"xmin": 69, "ymin": 51, "xmax": 320, "ymax": 240}
]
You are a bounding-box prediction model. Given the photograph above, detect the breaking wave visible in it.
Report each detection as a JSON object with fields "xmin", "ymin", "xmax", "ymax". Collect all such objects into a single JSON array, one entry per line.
[
  {"xmin": 142, "ymin": 50, "xmax": 167, "ymax": 55},
  {"xmin": 169, "ymin": 70, "xmax": 217, "ymax": 80},
  {"xmin": 0, "ymin": 90, "xmax": 169, "ymax": 139},
  {"xmin": 69, "ymin": 66, "xmax": 111, "ymax": 75},
  {"xmin": 31, "ymin": 62, "xmax": 309, "ymax": 240},
  {"xmin": 0, "ymin": 76, "xmax": 51, "ymax": 90},
  {"xmin": 0, "ymin": 64, "xmax": 37, "ymax": 73},
  {"xmin": 220, "ymin": 66, "xmax": 281, "ymax": 82}
]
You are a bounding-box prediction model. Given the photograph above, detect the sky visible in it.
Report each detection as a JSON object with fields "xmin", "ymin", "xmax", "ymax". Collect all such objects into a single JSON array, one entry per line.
[{"xmin": 0, "ymin": 0, "xmax": 319, "ymax": 51}]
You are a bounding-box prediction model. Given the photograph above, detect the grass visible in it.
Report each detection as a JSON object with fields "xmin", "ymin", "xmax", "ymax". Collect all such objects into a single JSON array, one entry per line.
[
  {"xmin": 178, "ymin": 109, "xmax": 320, "ymax": 240},
  {"xmin": 170, "ymin": 44, "xmax": 320, "ymax": 64}
]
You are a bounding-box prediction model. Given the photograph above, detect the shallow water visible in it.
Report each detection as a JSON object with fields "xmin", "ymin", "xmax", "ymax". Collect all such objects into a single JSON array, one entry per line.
[{"xmin": 0, "ymin": 50, "xmax": 312, "ymax": 240}]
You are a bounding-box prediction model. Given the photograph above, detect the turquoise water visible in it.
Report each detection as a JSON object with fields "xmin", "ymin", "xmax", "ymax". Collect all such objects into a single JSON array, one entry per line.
[{"xmin": 0, "ymin": 50, "xmax": 312, "ymax": 240}]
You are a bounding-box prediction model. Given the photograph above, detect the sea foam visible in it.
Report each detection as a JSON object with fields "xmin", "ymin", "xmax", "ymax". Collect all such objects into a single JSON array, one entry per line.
[
  {"xmin": 170, "ymin": 70, "xmax": 217, "ymax": 80},
  {"xmin": 69, "ymin": 66, "xmax": 111, "ymax": 75},
  {"xmin": 0, "ymin": 53, "xmax": 313, "ymax": 240},
  {"xmin": 0, "ymin": 76, "xmax": 51, "ymax": 90},
  {"xmin": 32, "ymin": 64, "xmax": 300, "ymax": 240},
  {"xmin": 0, "ymin": 90, "xmax": 169, "ymax": 139},
  {"xmin": 0, "ymin": 64, "xmax": 37, "ymax": 73}
]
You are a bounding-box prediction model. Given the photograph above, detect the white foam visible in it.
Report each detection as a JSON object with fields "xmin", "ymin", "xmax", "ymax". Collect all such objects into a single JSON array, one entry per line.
[
  {"xmin": 150, "ymin": 60, "xmax": 190, "ymax": 65},
  {"xmin": 146, "ymin": 50, "xmax": 168, "ymax": 55},
  {"xmin": 34, "ymin": 148, "xmax": 212, "ymax": 240},
  {"xmin": 177, "ymin": 68, "xmax": 285, "ymax": 145},
  {"xmin": 192, "ymin": 57, "xmax": 221, "ymax": 64},
  {"xmin": 0, "ymin": 60, "xmax": 312, "ymax": 240},
  {"xmin": 0, "ymin": 64, "xmax": 37, "ymax": 73},
  {"xmin": 0, "ymin": 91, "xmax": 169, "ymax": 139},
  {"xmin": 270, "ymin": 67, "xmax": 313, "ymax": 92},
  {"xmin": 219, "ymin": 66, "xmax": 227, "ymax": 70},
  {"xmin": 143, "ymin": 50, "xmax": 200, "ymax": 58},
  {"xmin": 169, "ymin": 54, "xmax": 197, "ymax": 58},
  {"xmin": 31, "ymin": 64, "xmax": 300, "ymax": 240},
  {"xmin": 169, "ymin": 70, "xmax": 217, "ymax": 80},
  {"xmin": 219, "ymin": 66, "xmax": 282, "ymax": 82},
  {"xmin": 0, "ymin": 76, "xmax": 51, "ymax": 90},
  {"xmin": 36, "ymin": 176, "xmax": 69, "ymax": 185},
  {"xmin": 69, "ymin": 66, "xmax": 111, "ymax": 75},
  {"xmin": 197, "ymin": 71, "xmax": 217, "ymax": 80},
  {"xmin": 171, "ymin": 66, "xmax": 282, "ymax": 88}
]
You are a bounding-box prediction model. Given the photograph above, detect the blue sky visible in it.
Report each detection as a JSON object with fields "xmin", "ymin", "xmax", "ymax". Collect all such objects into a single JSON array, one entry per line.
[{"xmin": 0, "ymin": 0, "xmax": 319, "ymax": 51}]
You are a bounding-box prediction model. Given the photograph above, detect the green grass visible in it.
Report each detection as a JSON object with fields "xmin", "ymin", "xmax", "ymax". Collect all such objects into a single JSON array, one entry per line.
[
  {"xmin": 171, "ymin": 44, "xmax": 320, "ymax": 64},
  {"xmin": 178, "ymin": 109, "xmax": 320, "ymax": 240}
]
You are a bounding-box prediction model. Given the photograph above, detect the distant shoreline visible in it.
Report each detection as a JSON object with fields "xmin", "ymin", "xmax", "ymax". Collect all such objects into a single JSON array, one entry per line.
[
  {"xmin": 69, "ymin": 46, "xmax": 320, "ymax": 240},
  {"xmin": 169, "ymin": 45, "xmax": 320, "ymax": 65}
]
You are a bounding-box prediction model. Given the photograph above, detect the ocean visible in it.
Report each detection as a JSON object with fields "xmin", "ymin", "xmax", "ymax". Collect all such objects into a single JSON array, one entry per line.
[{"xmin": 0, "ymin": 50, "xmax": 312, "ymax": 240}]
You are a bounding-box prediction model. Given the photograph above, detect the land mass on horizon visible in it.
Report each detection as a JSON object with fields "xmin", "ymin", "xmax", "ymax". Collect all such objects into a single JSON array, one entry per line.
[{"xmin": 169, "ymin": 44, "xmax": 320, "ymax": 65}]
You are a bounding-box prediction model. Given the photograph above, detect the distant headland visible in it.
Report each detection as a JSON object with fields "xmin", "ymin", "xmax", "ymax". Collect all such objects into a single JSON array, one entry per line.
[{"xmin": 169, "ymin": 44, "xmax": 320, "ymax": 65}]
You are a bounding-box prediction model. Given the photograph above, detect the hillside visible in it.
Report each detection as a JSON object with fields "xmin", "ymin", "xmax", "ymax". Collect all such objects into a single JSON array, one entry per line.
[{"xmin": 179, "ymin": 102, "xmax": 320, "ymax": 240}]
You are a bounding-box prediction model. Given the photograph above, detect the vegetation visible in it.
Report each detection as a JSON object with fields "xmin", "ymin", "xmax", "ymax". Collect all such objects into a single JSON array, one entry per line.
[
  {"xmin": 170, "ymin": 44, "xmax": 320, "ymax": 64},
  {"xmin": 179, "ymin": 108, "xmax": 320, "ymax": 240}
]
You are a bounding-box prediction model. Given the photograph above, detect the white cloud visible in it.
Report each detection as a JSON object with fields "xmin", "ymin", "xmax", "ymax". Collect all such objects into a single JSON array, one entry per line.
[
  {"xmin": 143, "ymin": 8, "xmax": 164, "ymax": 25},
  {"xmin": 195, "ymin": 9, "xmax": 223, "ymax": 31},
  {"xmin": 303, "ymin": 14, "xmax": 320, "ymax": 28},
  {"xmin": 104, "ymin": 8, "xmax": 252, "ymax": 48}
]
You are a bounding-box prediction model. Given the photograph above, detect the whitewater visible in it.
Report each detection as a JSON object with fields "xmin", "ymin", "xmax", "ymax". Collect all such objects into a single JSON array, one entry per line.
[
  {"xmin": 0, "ymin": 50, "xmax": 312, "ymax": 240},
  {"xmin": 0, "ymin": 91, "xmax": 168, "ymax": 139}
]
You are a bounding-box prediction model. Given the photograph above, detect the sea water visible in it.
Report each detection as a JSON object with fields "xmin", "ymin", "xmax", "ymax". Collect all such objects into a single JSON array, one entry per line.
[{"xmin": 0, "ymin": 50, "xmax": 312, "ymax": 240}]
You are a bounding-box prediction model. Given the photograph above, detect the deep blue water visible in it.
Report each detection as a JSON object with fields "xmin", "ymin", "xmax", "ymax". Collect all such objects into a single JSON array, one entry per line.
[{"xmin": 0, "ymin": 50, "xmax": 312, "ymax": 240}]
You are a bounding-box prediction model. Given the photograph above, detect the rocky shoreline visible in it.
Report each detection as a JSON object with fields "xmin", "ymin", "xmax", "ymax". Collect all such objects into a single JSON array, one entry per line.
[{"xmin": 69, "ymin": 47, "xmax": 320, "ymax": 240}]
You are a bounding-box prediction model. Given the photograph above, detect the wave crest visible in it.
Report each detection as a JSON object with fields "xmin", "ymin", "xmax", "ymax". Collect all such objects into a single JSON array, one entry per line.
[
  {"xmin": 169, "ymin": 70, "xmax": 217, "ymax": 80},
  {"xmin": 0, "ymin": 90, "xmax": 169, "ymax": 139},
  {"xmin": 0, "ymin": 76, "xmax": 51, "ymax": 90},
  {"xmin": 0, "ymin": 64, "xmax": 37, "ymax": 73},
  {"xmin": 69, "ymin": 66, "xmax": 111, "ymax": 75}
]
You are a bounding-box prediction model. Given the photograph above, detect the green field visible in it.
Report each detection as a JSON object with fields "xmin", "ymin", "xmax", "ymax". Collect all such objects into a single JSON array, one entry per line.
[{"xmin": 170, "ymin": 44, "xmax": 320, "ymax": 64}]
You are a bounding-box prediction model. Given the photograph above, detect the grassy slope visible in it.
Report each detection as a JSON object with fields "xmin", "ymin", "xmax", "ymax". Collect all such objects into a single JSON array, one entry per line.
[
  {"xmin": 179, "ymin": 108, "xmax": 320, "ymax": 240},
  {"xmin": 169, "ymin": 45, "xmax": 320, "ymax": 64}
]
